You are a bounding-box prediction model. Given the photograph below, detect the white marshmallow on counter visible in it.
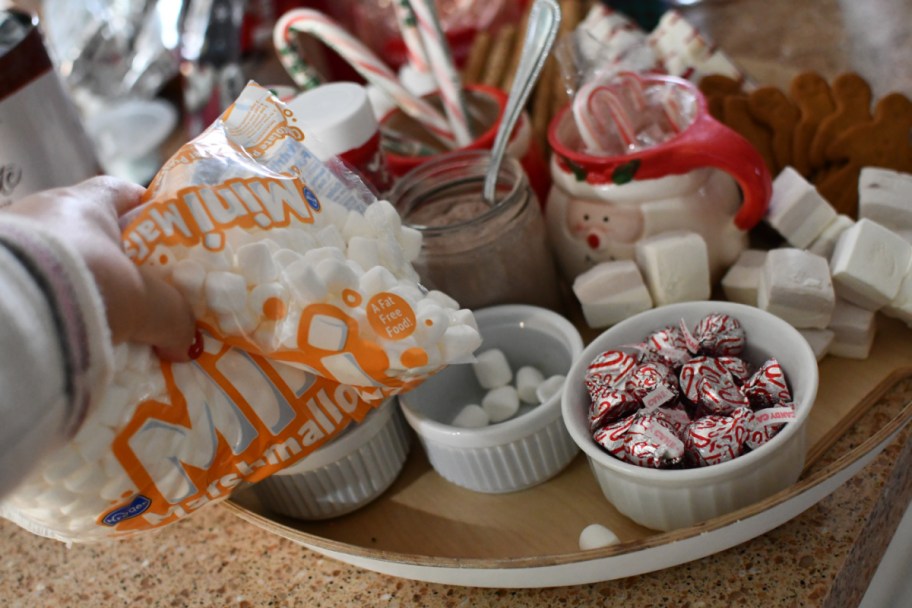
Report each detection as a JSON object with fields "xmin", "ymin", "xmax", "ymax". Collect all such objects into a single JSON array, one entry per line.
[
  {"xmin": 516, "ymin": 366, "xmax": 545, "ymax": 404},
  {"xmin": 205, "ymin": 271, "xmax": 248, "ymax": 315},
  {"xmin": 721, "ymin": 249, "xmax": 767, "ymax": 306},
  {"xmin": 797, "ymin": 328, "xmax": 835, "ymax": 361},
  {"xmin": 765, "ymin": 167, "xmax": 838, "ymax": 248},
  {"xmin": 806, "ymin": 215, "xmax": 854, "ymax": 261},
  {"xmin": 827, "ymin": 298, "xmax": 877, "ymax": 359},
  {"xmin": 830, "ymin": 218, "xmax": 912, "ymax": 310},
  {"xmin": 451, "ymin": 404, "xmax": 489, "ymax": 428},
  {"xmin": 572, "ymin": 260, "xmax": 653, "ymax": 328},
  {"xmin": 482, "ymin": 385, "xmax": 520, "ymax": 423},
  {"xmin": 882, "ymin": 257, "xmax": 912, "ymax": 326},
  {"xmin": 536, "ymin": 374, "xmax": 566, "ymax": 404},
  {"xmin": 858, "ymin": 167, "xmax": 912, "ymax": 232},
  {"xmin": 579, "ymin": 523, "xmax": 621, "ymax": 551},
  {"xmin": 757, "ymin": 248, "xmax": 835, "ymax": 328},
  {"xmin": 635, "ymin": 231, "xmax": 711, "ymax": 306},
  {"xmin": 472, "ymin": 348, "xmax": 513, "ymax": 389}
]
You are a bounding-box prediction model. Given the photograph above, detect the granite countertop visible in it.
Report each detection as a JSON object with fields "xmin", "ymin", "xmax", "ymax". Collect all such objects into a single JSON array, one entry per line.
[{"xmin": 2, "ymin": 0, "xmax": 911, "ymax": 606}]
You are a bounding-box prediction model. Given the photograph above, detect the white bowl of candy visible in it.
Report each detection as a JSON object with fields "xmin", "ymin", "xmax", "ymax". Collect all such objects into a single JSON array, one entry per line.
[
  {"xmin": 399, "ymin": 305, "xmax": 583, "ymax": 493},
  {"xmin": 562, "ymin": 301, "xmax": 819, "ymax": 531}
]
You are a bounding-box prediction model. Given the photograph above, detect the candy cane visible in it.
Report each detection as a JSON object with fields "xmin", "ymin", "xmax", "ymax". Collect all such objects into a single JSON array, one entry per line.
[
  {"xmin": 576, "ymin": 82, "xmax": 636, "ymax": 151},
  {"xmin": 391, "ymin": 0, "xmax": 431, "ymax": 74},
  {"xmin": 616, "ymin": 71, "xmax": 647, "ymax": 111},
  {"xmin": 274, "ymin": 9, "xmax": 457, "ymax": 148},
  {"xmin": 406, "ymin": 0, "xmax": 474, "ymax": 146}
]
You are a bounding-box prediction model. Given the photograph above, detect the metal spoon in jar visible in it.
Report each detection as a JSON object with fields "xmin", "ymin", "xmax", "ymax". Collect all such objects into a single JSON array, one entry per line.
[{"xmin": 482, "ymin": 0, "xmax": 562, "ymax": 205}]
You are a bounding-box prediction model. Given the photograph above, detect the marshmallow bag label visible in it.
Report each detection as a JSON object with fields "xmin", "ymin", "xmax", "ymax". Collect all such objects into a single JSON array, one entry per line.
[{"xmin": 0, "ymin": 83, "xmax": 480, "ymax": 542}]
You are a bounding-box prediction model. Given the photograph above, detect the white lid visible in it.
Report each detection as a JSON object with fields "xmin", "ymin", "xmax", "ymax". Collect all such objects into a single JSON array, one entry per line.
[{"xmin": 286, "ymin": 82, "xmax": 377, "ymax": 161}]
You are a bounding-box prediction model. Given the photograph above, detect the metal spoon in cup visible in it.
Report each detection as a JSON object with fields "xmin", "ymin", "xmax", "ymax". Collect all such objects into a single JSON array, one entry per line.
[{"xmin": 482, "ymin": 0, "xmax": 562, "ymax": 205}]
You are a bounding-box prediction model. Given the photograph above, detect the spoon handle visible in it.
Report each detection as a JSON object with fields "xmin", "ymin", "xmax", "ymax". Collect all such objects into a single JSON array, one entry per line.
[{"xmin": 482, "ymin": 0, "xmax": 562, "ymax": 204}]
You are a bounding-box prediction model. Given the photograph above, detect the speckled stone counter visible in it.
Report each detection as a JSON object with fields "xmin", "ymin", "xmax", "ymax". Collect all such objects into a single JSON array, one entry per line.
[{"xmin": 2, "ymin": 0, "xmax": 911, "ymax": 606}]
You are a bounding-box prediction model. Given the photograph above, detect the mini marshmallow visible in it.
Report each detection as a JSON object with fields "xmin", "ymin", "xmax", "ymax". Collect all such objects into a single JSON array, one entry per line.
[
  {"xmin": 797, "ymin": 328, "xmax": 835, "ymax": 361},
  {"xmin": 757, "ymin": 248, "xmax": 835, "ymax": 328},
  {"xmin": 284, "ymin": 228, "xmax": 319, "ymax": 254},
  {"xmin": 536, "ymin": 374, "xmax": 566, "ymax": 404},
  {"xmin": 572, "ymin": 260, "xmax": 653, "ymax": 328},
  {"xmin": 806, "ymin": 215, "xmax": 855, "ymax": 261},
  {"xmin": 482, "ymin": 385, "xmax": 520, "ymax": 423},
  {"xmin": 882, "ymin": 257, "xmax": 912, "ymax": 325},
  {"xmin": 827, "ymin": 299, "xmax": 877, "ymax": 359},
  {"xmin": 414, "ymin": 304, "xmax": 449, "ymax": 346},
  {"xmin": 721, "ymin": 249, "xmax": 767, "ymax": 306},
  {"xmin": 317, "ymin": 224, "xmax": 346, "ymax": 250},
  {"xmin": 858, "ymin": 167, "xmax": 912, "ymax": 231},
  {"xmin": 364, "ymin": 199, "xmax": 402, "ymax": 234},
  {"xmin": 302, "ymin": 245, "xmax": 346, "ymax": 266},
  {"xmin": 40, "ymin": 448, "xmax": 83, "ymax": 484},
  {"xmin": 314, "ymin": 257, "xmax": 360, "ymax": 293},
  {"xmin": 274, "ymin": 248, "xmax": 304, "ymax": 268},
  {"xmin": 830, "ymin": 218, "xmax": 912, "ymax": 310},
  {"xmin": 579, "ymin": 523, "xmax": 621, "ymax": 550},
  {"xmin": 189, "ymin": 242, "xmax": 234, "ymax": 271},
  {"xmin": 473, "ymin": 349, "xmax": 513, "ymax": 389},
  {"xmin": 427, "ymin": 290, "xmax": 460, "ymax": 310},
  {"xmin": 766, "ymin": 167, "xmax": 838, "ymax": 248},
  {"xmin": 449, "ymin": 308, "xmax": 478, "ymax": 332},
  {"xmin": 249, "ymin": 283, "xmax": 289, "ymax": 321},
  {"xmin": 359, "ymin": 264, "xmax": 398, "ymax": 296},
  {"xmin": 342, "ymin": 209, "xmax": 373, "ymax": 240},
  {"xmin": 218, "ymin": 309, "xmax": 258, "ymax": 335},
  {"xmin": 516, "ymin": 366, "xmax": 545, "ymax": 404},
  {"xmin": 171, "ymin": 258, "xmax": 207, "ymax": 301},
  {"xmin": 283, "ymin": 259, "xmax": 328, "ymax": 304},
  {"xmin": 236, "ymin": 242, "xmax": 279, "ymax": 286},
  {"xmin": 205, "ymin": 271, "xmax": 248, "ymax": 315},
  {"xmin": 451, "ymin": 404, "xmax": 489, "ymax": 428},
  {"xmin": 439, "ymin": 324, "xmax": 482, "ymax": 363},
  {"xmin": 62, "ymin": 462, "xmax": 107, "ymax": 495},
  {"xmin": 346, "ymin": 236, "xmax": 380, "ymax": 272},
  {"xmin": 397, "ymin": 226, "xmax": 423, "ymax": 262},
  {"xmin": 635, "ymin": 231, "xmax": 711, "ymax": 306},
  {"xmin": 73, "ymin": 425, "xmax": 115, "ymax": 463}
]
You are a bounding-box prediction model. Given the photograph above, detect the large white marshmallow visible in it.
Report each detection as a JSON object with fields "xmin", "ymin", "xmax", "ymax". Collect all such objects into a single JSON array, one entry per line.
[
  {"xmin": 572, "ymin": 260, "xmax": 653, "ymax": 328},
  {"xmin": 858, "ymin": 167, "xmax": 912, "ymax": 232},
  {"xmin": 635, "ymin": 231, "xmax": 711, "ymax": 306},
  {"xmin": 797, "ymin": 328, "xmax": 835, "ymax": 361},
  {"xmin": 827, "ymin": 298, "xmax": 877, "ymax": 359},
  {"xmin": 757, "ymin": 248, "xmax": 835, "ymax": 328},
  {"xmin": 882, "ymin": 257, "xmax": 912, "ymax": 326},
  {"xmin": 766, "ymin": 167, "xmax": 838, "ymax": 248},
  {"xmin": 721, "ymin": 249, "xmax": 767, "ymax": 306},
  {"xmin": 806, "ymin": 215, "xmax": 855, "ymax": 261},
  {"xmin": 830, "ymin": 218, "xmax": 912, "ymax": 310}
]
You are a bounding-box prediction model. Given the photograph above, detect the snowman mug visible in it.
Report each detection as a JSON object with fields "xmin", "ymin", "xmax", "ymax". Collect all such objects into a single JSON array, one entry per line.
[{"xmin": 545, "ymin": 74, "xmax": 771, "ymax": 283}]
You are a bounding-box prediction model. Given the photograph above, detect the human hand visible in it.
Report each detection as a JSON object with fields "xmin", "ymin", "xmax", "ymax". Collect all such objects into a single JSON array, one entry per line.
[{"xmin": 8, "ymin": 176, "xmax": 198, "ymax": 361}]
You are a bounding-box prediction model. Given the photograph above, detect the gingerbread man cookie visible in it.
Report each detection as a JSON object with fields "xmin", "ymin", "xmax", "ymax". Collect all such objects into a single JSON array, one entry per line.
[
  {"xmin": 722, "ymin": 95, "xmax": 776, "ymax": 175},
  {"xmin": 748, "ymin": 86, "xmax": 800, "ymax": 174},
  {"xmin": 809, "ymin": 72, "xmax": 872, "ymax": 169},
  {"xmin": 789, "ymin": 72, "xmax": 835, "ymax": 177}
]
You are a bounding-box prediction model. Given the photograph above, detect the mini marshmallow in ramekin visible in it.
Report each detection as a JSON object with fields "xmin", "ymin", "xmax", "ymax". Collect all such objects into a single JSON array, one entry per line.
[
  {"xmin": 251, "ymin": 399, "xmax": 410, "ymax": 520},
  {"xmin": 399, "ymin": 305, "xmax": 583, "ymax": 494}
]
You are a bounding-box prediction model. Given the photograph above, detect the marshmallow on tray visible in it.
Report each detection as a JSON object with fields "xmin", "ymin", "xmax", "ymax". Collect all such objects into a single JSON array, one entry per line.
[
  {"xmin": 573, "ymin": 260, "xmax": 653, "ymax": 328},
  {"xmin": 827, "ymin": 299, "xmax": 877, "ymax": 359},
  {"xmin": 721, "ymin": 249, "xmax": 767, "ymax": 306},
  {"xmin": 579, "ymin": 523, "xmax": 621, "ymax": 550},
  {"xmin": 797, "ymin": 328, "xmax": 835, "ymax": 361},
  {"xmin": 806, "ymin": 215, "xmax": 855, "ymax": 261},
  {"xmin": 858, "ymin": 167, "xmax": 912, "ymax": 233},
  {"xmin": 882, "ymin": 258, "xmax": 912, "ymax": 326},
  {"xmin": 757, "ymin": 248, "xmax": 835, "ymax": 329},
  {"xmin": 635, "ymin": 231, "xmax": 711, "ymax": 306},
  {"xmin": 830, "ymin": 218, "xmax": 912, "ymax": 310},
  {"xmin": 766, "ymin": 167, "xmax": 838, "ymax": 248}
]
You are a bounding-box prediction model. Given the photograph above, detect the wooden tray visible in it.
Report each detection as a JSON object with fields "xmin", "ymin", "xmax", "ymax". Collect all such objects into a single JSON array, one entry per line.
[{"xmin": 225, "ymin": 315, "xmax": 912, "ymax": 587}]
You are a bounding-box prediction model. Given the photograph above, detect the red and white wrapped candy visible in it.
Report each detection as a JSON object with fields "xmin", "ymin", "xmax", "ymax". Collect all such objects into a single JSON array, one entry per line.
[
  {"xmin": 744, "ymin": 401, "xmax": 796, "ymax": 450},
  {"xmin": 638, "ymin": 325, "xmax": 691, "ymax": 368},
  {"xmin": 743, "ymin": 359, "xmax": 792, "ymax": 409},
  {"xmin": 585, "ymin": 350, "xmax": 638, "ymax": 398},
  {"xmin": 684, "ymin": 313, "xmax": 746, "ymax": 356},
  {"xmin": 683, "ymin": 408, "xmax": 750, "ymax": 467},
  {"xmin": 629, "ymin": 362, "xmax": 678, "ymax": 411},
  {"xmin": 589, "ymin": 389, "xmax": 639, "ymax": 431},
  {"xmin": 624, "ymin": 412, "xmax": 685, "ymax": 468},
  {"xmin": 593, "ymin": 415, "xmax": 636, "ymax": 459}
]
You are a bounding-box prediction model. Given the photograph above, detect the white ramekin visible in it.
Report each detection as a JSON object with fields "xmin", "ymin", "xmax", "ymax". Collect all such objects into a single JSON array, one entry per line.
[
  {"xmin": 252, "ymin": 399, "xmax": 410, "ymax": 520},
  {"xmin": 399, "ymin": 305, "xmax": 584, "ymax": 493},
  {"xmin": 562, "ymin": 301, "xmax": 819, "ymax": 531}
]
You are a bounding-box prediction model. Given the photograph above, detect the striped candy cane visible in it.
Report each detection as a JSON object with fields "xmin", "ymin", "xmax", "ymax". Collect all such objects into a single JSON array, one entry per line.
[
  {"xmin": 273, "ymin": 9, "xmax": 457, "ymax": 148},
  {"xmin": 588, "ymin": 84, "xmax": 636, "ymax": 149},
  {"xmin": 391, "ymin": 0, "xmax": 431, "ymax": 74},
  {"xmin": 406, "ymin": 0, "xmax": 474, "ymax": 146}
]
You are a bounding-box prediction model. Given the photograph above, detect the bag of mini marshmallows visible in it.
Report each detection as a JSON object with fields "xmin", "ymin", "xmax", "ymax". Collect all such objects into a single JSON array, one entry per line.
[{"xmin": 0, "ymin": 82, "xmax": 481, "ymax": 542}]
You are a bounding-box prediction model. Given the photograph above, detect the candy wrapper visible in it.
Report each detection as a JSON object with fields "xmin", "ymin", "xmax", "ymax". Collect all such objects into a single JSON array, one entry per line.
[{"xmin": 0, "ymin": 82, "xmax": 481, "ymax": 543}]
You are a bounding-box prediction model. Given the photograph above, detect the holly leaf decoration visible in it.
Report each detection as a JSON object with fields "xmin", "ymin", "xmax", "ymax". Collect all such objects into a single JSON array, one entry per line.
[
  {"xmin": 611, "ymin": 160, "xmax": 641, "ymax": 184},
  {"xmin": 564, "ymin": 158, "xmax": 587, "ymax": 182}
]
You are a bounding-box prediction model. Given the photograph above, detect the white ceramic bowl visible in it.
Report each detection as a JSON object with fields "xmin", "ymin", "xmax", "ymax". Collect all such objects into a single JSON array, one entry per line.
[
  {"xmin": 399, "ymin": 305, "xmax": 583, "ymax": 493},
  {"xmin": 252, "ymin": 399, "xmax": 410, "ymax": 520},
  {"xmin": 562, "ymin": 301, "xmax": 819, "ymax": 531}
]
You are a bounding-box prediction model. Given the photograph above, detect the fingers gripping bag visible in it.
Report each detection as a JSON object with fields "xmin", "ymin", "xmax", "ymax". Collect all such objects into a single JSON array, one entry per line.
[{"xmin": 0, "ymin": 82, "xmax": 481, "ymax": 543}]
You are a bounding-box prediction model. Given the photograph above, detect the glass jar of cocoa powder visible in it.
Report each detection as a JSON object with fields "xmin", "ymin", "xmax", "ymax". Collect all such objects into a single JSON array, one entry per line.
[{"xmin": 391, "ymin": 150, "xmax": 562, "ymax": 311}]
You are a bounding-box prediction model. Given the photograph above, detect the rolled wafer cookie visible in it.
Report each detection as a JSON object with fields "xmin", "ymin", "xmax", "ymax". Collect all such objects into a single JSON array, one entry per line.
[{"xmin": 480, "ymin": 24, "xmax": 517, "ymax": 88}]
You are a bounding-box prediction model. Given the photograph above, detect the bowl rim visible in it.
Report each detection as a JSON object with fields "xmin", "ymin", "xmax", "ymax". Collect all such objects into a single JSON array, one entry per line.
[
  {"xmin": 399, "ymin": 304, "xmax": 584, "ymax": 449},
  {"xmin": 561, "ymin": 301, "xmax": 819, "ymax": 481}
]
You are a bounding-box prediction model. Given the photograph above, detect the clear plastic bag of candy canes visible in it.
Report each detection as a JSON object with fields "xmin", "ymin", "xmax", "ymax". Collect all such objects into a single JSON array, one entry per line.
[{"xmin": 0, "ymin": 82, "xmax": 481, "ymax": 543}]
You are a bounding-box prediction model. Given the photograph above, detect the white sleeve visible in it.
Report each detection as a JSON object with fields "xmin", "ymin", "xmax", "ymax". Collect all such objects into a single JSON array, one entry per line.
[{"xmin": 0, "ymin": 215, "xmax": 113, "ymax": 498}]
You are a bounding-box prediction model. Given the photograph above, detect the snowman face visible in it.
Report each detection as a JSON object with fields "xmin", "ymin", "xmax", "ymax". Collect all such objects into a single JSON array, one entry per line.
[{"xmin": 566, "ymin": 197, "xmax": 644, "ymax": 253}]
